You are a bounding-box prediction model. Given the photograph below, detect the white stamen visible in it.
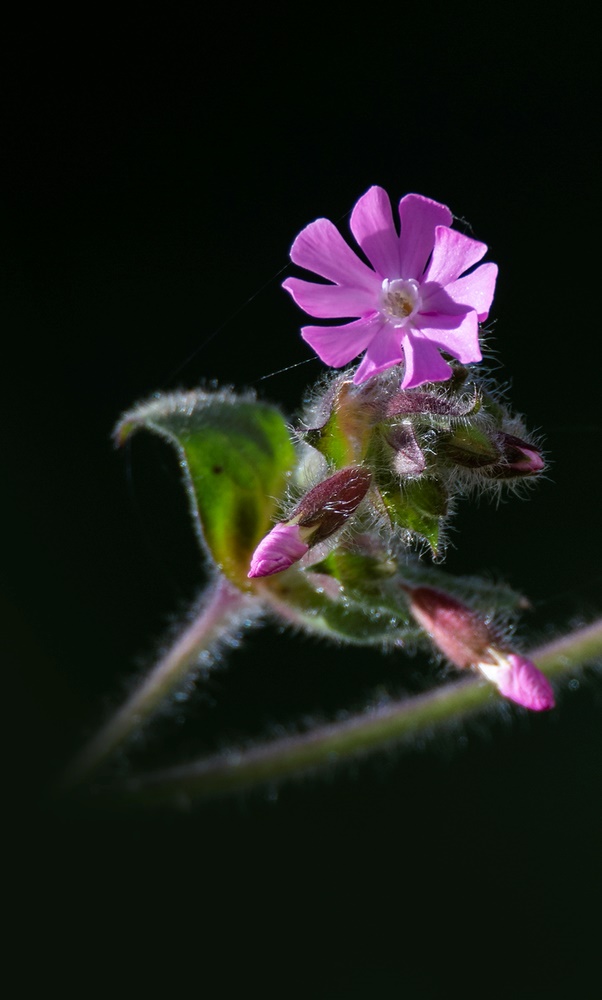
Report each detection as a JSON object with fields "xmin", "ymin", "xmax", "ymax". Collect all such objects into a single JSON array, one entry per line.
[
  {"xmin": 477, "ymin": 647, "xmax": 507, "ymax": 683},
  {"xmin": 379, "ymin": 278, "xmax": 421, "ymax": 328}
]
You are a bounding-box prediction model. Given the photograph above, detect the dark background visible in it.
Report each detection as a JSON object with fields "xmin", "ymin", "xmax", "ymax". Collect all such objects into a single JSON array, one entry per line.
[{"xmin": 3, "ymin": 10, "xmax": 601, "ymax": 994}]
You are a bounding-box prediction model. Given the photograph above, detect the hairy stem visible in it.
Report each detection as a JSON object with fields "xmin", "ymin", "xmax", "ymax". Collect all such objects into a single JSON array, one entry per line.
[
  {"xmin": 60, "ymin": 575, "xmax": 253, "ymax": 791},
  {"xmin": 116, "ymin": 618, "xmax": 602, "ymax": 805},
  {"xmin": 528, "ymin": 618, "xmax": 602, "ymax": 675}
]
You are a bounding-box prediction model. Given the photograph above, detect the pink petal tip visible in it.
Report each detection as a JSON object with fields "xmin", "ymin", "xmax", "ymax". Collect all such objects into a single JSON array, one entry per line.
[
  {"xmin": 496, "ymin": 654, "xmax": 555, "ymax": 712},
  {"xmin": 247, "ymin": 523, "xmax": 309, "ymax": 579}
]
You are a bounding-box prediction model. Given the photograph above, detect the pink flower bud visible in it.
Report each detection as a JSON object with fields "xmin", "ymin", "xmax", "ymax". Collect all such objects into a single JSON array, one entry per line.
[
  {"xmin": 247, "ymin": 523, "xmax": 309, "ymax": 579},
  {"xmin": 404, "ymin": 586, "xmax": 492, "ymax": 668},
  {"xmin": 295, "ymin": 466, "xmax": 372, "ymax": 543},
  {"xmin": 405, "ymin": 586, "xmax": 555, "ymax": 711},
  {"xmin": 387, "ymin": 424, "xmax": 427, "ymax": 476},
  {"xmin": 491, "ymin": 434, "xmax": 545, "ymax": 477},
  {"xmin": 248, "ymin": 467, "xmax": 371, "ymax": 579}
]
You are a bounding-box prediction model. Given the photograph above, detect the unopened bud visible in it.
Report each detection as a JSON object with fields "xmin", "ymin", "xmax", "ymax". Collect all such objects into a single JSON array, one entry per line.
[
  {"xmin": 386, "ymin": 425, "xmax": 427, "ymax": 476},
  {"xmin": 404, "ymin": 586, "xmax": 491, "ymax": 667},
  {"xmin": 248, "ymin": 467, "xmax": 371, "ymax": 578},
  {"xmin": 405, "ymin": 585, "xmax": 554, "ymax": 711},
  {"xmin": 294, "ymin": 466, "xmax": 372, "ymax": 544},
  {"xmin": 487, "ymin": 434, "xmax": 545, "ymax": 478},
  {"xmin": 386, "ymin": 387, "xmax": 478, "ymax": 419}
]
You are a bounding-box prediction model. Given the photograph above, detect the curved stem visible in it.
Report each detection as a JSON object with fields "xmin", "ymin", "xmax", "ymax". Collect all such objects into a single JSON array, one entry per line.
[
  {"xmin": 59, "ymin": 576, "xmax": 254, "ymax": 791},
  {"xmin": 528, "ymin": 618, "xmax": 602, "ymax": 675},
  {"xmin": 117, "ymin": 618, "xmax": 602, "ymax": 805}
]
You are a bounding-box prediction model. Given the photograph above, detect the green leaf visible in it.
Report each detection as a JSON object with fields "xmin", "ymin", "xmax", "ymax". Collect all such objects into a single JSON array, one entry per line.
[
  {"xmin": 313, "ymin": 547, "xmax": 398, "ymax": 591},
  {"xmin": 376, "ymin": 474, "xmax": 448, "ymax": 556},
  {"xmin": 263, "ymin": 570, "xmax": 417, "ymax": 646},
  {"xmin": 115, "ymin": 388, "xmax": 296, "ymax": 586}
]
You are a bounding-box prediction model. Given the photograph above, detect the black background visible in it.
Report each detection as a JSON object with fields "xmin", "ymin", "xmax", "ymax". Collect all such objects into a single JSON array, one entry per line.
[{"xmin": 3, "ymin": 10, "xmax": 601, "ymax": 995}]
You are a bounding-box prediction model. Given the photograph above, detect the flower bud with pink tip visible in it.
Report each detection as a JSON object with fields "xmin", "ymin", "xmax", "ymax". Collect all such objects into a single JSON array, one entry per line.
[
  {"xmin": 248, "ymin": 523, "xmax": 310, "ymax": 578},
  {"xmin": 248, "ymin": 467, "xmax": 372, "ymax": 579},
  {"xmin": 404, "ymin": 585, "xmax": 555, "ymax": 711},
  {"xmin": 490, "ymin": 433, "xmax": 545, "ymax": 478}
]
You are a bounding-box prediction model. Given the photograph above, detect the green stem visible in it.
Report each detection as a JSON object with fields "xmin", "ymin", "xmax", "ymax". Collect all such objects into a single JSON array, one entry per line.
[
  {"xmin": 59, "ymin": 575, "xmax": 253, "ymax": 791},
  {"xmin": 117, "ymin": 618, "xmax": 602, "ymax": 805},
  {"xmin": 528, "ymin": 618, "xmax": 602, "ymax": 676}
]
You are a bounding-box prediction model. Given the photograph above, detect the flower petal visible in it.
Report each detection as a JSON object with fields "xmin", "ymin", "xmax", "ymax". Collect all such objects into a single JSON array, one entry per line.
[
  {"xmin": 353, "ymin": 324, "xmax": 403, "ymax": 384},
  {"xmin": 413, "ymin": 310, "xmax": 482, "ymax": 365},
  {"xmin": 423, "ymin": 226, "xmax": 488, "ymax": 286},
  {"xmin": 248, "ymin": 523, "xmax": 309, "ymax": 578},
  {"xmin": 398, "ymin": 194, "xmax": 453, "ymax": 280},
  {"xmin": 400, "ymin": 327, "xmax": 454, "ymax": 389},
  {"xmin": 282, "ymin": 277, "xmax": 375, "ymax": 319},
  {"xmin": 289, "ymin": 217, "xmax": 378, "ymax": 289},
  {"xmin": 494, "ymin": 654, "xmax": 555, "ymax": 711},
  {"xmin": 422, "ymin": 263, "xmax": 498, "ymax": 322},
  {"xmin": 301, "ymin": 316, "xmax": 383, "ymax": 368},
  {"xmin": 349, "ymin": 186, "xmax": 401, "ymax": 278}
]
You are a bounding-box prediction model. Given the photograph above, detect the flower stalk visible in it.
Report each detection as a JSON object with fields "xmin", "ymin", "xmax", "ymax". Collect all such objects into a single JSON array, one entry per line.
[
  {"xmin": 59, "ymin": 576, "xmax": 256, "ymax": 791},
  {"xmin": 111, "ymin": 618, "xmax": 602, "ymax": 806}
]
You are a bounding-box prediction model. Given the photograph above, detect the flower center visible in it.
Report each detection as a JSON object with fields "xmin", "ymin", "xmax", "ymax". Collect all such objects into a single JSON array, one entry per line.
[{"xmin": 379, "ymin": 278, "xmax": 421, "ymax": 327}]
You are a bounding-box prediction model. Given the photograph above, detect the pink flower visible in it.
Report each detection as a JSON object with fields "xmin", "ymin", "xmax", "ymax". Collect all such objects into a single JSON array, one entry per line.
[
  {"xmin": 248, "ymin": 523, "xmax": 309, "ymax": 578},
  {"xmin": 283, "ymin": 187, "xmax": 497, "ymax": 390}
]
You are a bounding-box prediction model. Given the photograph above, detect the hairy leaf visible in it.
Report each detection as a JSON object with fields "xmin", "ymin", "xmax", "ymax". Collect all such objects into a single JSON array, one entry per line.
[{"xmin": 116, "ymin": 388, "xmax": 296, "ymax": 586}]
